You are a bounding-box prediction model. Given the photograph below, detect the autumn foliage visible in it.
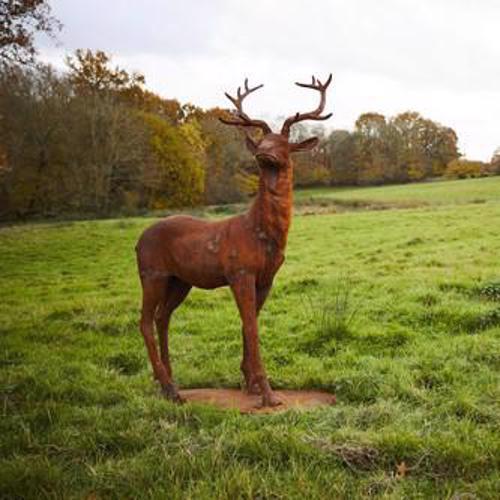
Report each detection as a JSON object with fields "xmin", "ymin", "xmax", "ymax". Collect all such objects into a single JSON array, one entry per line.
[
  {"xmin": 0, "ymin": 0, "xmax": 61, "ymax": 65},
  {"xmin": 0, "ymin": 48, "xmax": 498, "ymax": 219}
]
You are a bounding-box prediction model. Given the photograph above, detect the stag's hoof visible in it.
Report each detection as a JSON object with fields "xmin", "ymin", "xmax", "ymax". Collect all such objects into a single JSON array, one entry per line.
[{"xmin": 161, "ymin": 384, "xmax": 184, "ymax": 404}]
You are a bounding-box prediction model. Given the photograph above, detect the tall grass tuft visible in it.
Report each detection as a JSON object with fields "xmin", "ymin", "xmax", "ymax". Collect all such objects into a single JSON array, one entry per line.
[
  {"xmin": 300, "ymin": 275, "xmax": 361, "ymax": 354},
  {"xmin": 478, "ymin": 281, "xmax": 500, "ymax": 302}
]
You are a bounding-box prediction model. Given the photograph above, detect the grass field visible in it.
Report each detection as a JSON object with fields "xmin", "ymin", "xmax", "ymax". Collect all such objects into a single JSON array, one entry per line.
[
  {"xmin": 296, "ymin": 176, "xmax": 500, "ymax": 208},
  {"xmin": 1, "ymin": 177, "xmax": 499, "ymax": 499}
]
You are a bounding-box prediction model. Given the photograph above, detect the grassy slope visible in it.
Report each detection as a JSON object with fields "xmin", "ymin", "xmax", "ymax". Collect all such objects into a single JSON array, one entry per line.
[
  {"xmin": 296, "ymin": 176, "xmax": 500, "ymax": 206},
  {"xmin": 1, "ymin": 177, "xmax": 499, "ymax": 499}
]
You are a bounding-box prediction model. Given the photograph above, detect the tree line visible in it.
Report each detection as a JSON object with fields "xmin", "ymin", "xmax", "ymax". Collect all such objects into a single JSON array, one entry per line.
[
  {"xmin": 0, "ymin": 4, "xmax": 498, "ymax": 219},
  {"xmin": 0, "ymin": 50, "xmax": 252, "ymax": 217}
]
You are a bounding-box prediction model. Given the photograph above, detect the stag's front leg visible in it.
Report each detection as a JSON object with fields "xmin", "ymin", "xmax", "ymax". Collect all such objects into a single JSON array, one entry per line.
[
  {"xmin": 241, "ymin": 284, "xmax": 272, "ymax": 394},
  {"xmin": 240, "ymin": 332, "xmax": 259, "ymax": 394},
  {"xmin": 230, "ymin": 273, "xmax": 281, "ymax": 407}
]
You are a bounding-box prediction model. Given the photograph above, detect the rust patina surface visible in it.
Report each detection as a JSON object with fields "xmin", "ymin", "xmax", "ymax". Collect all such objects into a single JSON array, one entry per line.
[
  {"xmin": 136, "ymin": 75, "xmax": 333, "ymax": 407},
  {"xmin": 178, "ymin": 388, "xmax": 336, "ymax": 414}
]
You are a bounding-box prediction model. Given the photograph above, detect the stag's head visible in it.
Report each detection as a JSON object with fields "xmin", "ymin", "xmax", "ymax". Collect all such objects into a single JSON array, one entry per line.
[{"xmin": 220, "ymin": 75, "xmax": 333, "ymax": 170}]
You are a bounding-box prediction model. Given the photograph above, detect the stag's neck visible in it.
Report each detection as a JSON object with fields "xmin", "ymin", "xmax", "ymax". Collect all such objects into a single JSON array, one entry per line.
[{"xmin": 249, "ymin": 164, "xmax": 293, "ymax": 251}]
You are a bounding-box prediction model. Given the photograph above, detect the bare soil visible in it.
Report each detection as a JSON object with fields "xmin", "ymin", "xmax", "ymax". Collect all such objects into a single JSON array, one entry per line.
[{"xmin": 179, "ymin": 388, "xmax": 336, "ymax": 414}]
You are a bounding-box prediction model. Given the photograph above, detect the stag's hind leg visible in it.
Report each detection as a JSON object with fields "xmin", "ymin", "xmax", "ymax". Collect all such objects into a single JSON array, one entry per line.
[
  {"xmin": 139, "ymin": 275, "xmax": 182, "ymax": 402},
  {"xmin": 155, "ymin": 277, "xmax": 191, "ymax": 381}
]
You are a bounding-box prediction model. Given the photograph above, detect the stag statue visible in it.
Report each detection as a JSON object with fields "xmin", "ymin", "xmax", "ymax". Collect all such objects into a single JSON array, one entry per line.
[{"xmin": 136, "ymin": 75, "xmax": 333, "ymax": 407}]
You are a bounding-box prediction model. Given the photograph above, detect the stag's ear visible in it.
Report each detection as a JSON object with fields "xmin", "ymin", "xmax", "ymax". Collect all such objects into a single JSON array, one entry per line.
[
  {"xmin": 245, "ymin": 134, "xmax": 259, "ymax": 154},
  {"xmin": 290, "ymin": 137, "xmax": 319, "ymax": 153}
]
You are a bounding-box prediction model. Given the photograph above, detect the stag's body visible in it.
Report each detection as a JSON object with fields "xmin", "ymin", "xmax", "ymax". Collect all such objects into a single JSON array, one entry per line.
[
  {"xmin": 137, "ymin": 77, "xmax": 332, "ymax": 407},
  {"xmin": 138, "ymin": 156, "xmax": 292, "ymax": 291}
]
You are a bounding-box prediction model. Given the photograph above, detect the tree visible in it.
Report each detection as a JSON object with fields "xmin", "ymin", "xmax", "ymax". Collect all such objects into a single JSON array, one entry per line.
[
  {"xmin": 0, "ymin": 57, "xmax": 210, "ymax": 218},
  {"xmin": 289, "ymin": 123, "xmax": 329, "ymax": 187},
  {"xmin": 66, "ymin": 49, "xmax": 145, "ymax": 97},
  {"xmin": 0, "ymin": 62, "xmax": 149, "ymax": 216},
  {"xmin": 325, "ymin": 111, "xmax": 461, "ymax": 186},
  {"xmin": 0, "ymin": 63, "xmax": 72, "ymax": 215},
  {"xmin": 0, "ymin": 0, "xmax": 61, "ymax": 65},
  {"xmin": 199, "ymin": 108, "xmax": 257, "ymax": 204},
  {"xmin": 445, "ymin": 159, "xmax": 487, "ymax": 179},
  {"xmin": 135, "ymin": 89, "xmax": 184, "ymax": 125},
  {"xmin": 64, "ymin": 50, "xmax": 154, "ymax": 213},
  {"xmin": 0, "ymin": 45, "xmax": 468, "ymax": 219},
  {"xmin": 68, "ymin": 92, "xmax": 147, "ymax": 213},
  {"xmin": 389, "ymin": 112, "xmax": 459, "ymax": 182},
  {"xmin": 324, "ymin": 130, "xmax": 359, "ymax": 185},
  {"xmin": 436, "ymin": 128, "xmax": 459, "ymax": 174},
  {"xmin": 490, "ymin": 147, "xmax": 500, "ymax": 175},
  {"xmin": 355, "ymin": 112, "xmax": 386, "ymax": 138},
  {"xmin": 354, "ymin": 113, "xmax": 388, "ymax": 184},
  {"xmin": 390, "ymin": 112, "xmax": 426, "ymax": 181},
  {"xmin": 141, "ymin": 113, "xmax": 205, "ymax": 208}
]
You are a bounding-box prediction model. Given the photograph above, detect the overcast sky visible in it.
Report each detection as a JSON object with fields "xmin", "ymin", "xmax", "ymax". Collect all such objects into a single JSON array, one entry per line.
[{"xmin": 39, "ymin": 0, "xmax": 500, "ymax": 161}]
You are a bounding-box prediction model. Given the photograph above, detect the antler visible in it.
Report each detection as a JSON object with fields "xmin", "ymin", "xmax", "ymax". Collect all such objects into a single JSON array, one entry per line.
[
  {"xmin": 219, "ymin": 78, "xmax": 272, "ymax": 134},
  {"xmin": 281, "ymin": 74, "xmax": 333, "ymax": 137}
]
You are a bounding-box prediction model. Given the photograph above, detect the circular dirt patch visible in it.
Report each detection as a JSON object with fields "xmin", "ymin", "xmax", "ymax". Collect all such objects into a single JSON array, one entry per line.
[{"xmin": 179, "ymin": 388, "xmax": 336, "ymax": 414}]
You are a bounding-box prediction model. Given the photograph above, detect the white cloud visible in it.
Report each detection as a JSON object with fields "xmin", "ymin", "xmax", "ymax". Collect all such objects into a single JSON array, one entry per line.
[{"xmin": 38, "ymin": 0, "xmax": 500, "ymax": 160}]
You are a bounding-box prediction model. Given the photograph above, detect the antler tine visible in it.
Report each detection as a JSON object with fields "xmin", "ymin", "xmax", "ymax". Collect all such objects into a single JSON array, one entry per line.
[
  {"xmin": 294, "ymin": 73, "xmax": 332, "ymax": 90},
  {"xmin": 281, "ymin": 73, "xmax": 333, "ymax": 137},
  {"xmin": 219, "ymin": 78, "xmax": 271, "ymax": 134}
]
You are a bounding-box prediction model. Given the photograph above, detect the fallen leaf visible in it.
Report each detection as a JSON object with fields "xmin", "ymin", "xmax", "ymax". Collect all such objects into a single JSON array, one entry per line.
[{"xmin": 396, "ymin": 461, "xmax": 409, "ymax": 478}]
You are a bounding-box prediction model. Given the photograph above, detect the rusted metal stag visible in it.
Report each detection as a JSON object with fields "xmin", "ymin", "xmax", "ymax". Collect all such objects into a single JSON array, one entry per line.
[{"xmin": 136, "ymin": 74, "xmax": 333, "ymax": 407}]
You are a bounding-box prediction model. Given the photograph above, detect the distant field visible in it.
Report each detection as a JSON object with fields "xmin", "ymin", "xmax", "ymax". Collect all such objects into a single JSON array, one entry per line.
[
  {"xmin": 1, "ymin": 177, "xmax": 499, "ymax": 498},
  {"xmin": 296, "ymin": 176, "xmax": 500, "ymax": 207}
]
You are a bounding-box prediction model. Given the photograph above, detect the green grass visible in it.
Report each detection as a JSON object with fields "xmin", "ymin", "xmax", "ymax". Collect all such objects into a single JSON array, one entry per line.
[
  {"xmin": 1, "ymin": 177, "xmax": 500, "ymax": 499},
  {"xmin": 296, "ymin": 176, "xmax": 500, "ymax": 208}
]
